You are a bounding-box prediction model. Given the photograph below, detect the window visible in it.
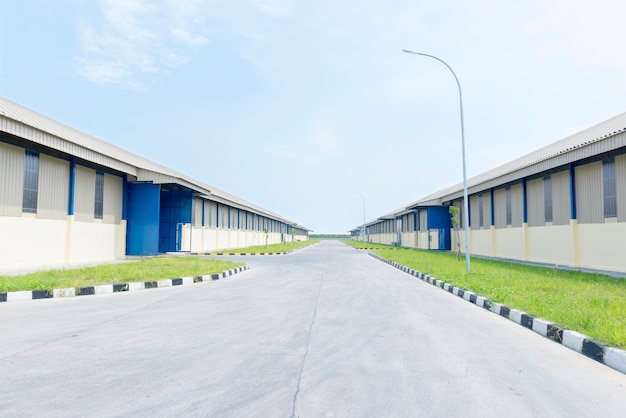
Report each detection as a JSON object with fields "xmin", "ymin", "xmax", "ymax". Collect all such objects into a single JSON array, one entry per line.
[
  {"xmin": 544, "ymin": 176, "xmax": 553, "ymax": 223},
  {"xmin": 478, "ymin": 194, "xmax": 484, "ymax": 228},
  {"xmin": 505, "ymin": 187, "xmax": 512, "ymax": 226},
  {"xmin": 94, "ymin": 171, "xmax": 104, "ymax": 219},
  {"xmin": 22, "ymin": 150, "xmax": 40, "ymax": 213},
  {"xmin": 603, "ymin": 157, "xmax": 617, "ymax": 218}
]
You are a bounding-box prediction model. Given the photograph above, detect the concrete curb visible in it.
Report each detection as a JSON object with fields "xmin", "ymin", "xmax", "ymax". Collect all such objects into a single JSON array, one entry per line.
[
  {"xmin": 207, "ymin": 252, "xmax": 287, "ymax": 256},
  {"xmin": 354, "ymin": 247, "xmax": 400, "ymax": 251},
  {"xmin": 199, "ymin": 248, "xmax": 305, "ymax": 256},
  {"xmin": 195, "ymin": 242, "xmax": 320, "ymax": 257},
  {"xmin": 369, "ymin": 252, "xmax": 626, "ymax": 376},
  {"xmin": 0, "ymin": 266, "xmax": 248, "ymax": 304}
]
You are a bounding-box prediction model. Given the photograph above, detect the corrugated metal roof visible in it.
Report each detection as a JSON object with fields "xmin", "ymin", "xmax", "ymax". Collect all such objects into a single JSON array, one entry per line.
[
  {"xmin": 405, "ymin": 111, "xmax": 626, "ymax": 207},
  {"xmin": 0, "ymin": 96, "xmax": 304, "ymax": 226},
  {"xmin": 292, "ymin": 223, "xmax": 312, "ymax": 232},
  {"xmin": 0, "ymin": 96, "xmax": 175, "ymax": 177},
  {"xmin": 355, "ymin": 111, "xmax": 626, "ymax": 231}
]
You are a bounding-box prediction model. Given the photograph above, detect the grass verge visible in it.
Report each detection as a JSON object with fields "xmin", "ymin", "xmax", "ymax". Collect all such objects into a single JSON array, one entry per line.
[
  {"xmin": 374, "ymin": 248, "xmax": 626, "ymax": 350},
  {"xmin": 341, "ymin": 240, "xmax": 395, "ymax": 249},
  {"xmin": 212, "ymin": 240, "xmax": 319, "ymax": 254},
  {"xmin": 0, "ymin": 257, "xmax": 243, "ymax": 293}
]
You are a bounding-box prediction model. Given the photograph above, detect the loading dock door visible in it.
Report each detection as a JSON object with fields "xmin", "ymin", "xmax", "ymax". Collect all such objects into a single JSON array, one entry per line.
[
  {"xmin": 126, "ymin": 183, "xmax": 161, "ymax": 256},
  {"xmin": 438, "ymin": 228, "xmax": 450, "ymax": 250},
  {"xmin": 159, "ymin": 190, "xmax": 192, "ymax": 253}
]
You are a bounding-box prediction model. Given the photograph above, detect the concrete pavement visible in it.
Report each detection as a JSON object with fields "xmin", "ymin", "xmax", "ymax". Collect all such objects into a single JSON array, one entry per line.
[{"xmin": 1, "ymin": 240, "xmax": 625, "ymax": 417}]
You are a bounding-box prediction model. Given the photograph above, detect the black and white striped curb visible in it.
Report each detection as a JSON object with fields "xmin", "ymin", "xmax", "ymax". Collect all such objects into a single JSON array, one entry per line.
[
  {"xmin": 203, "ymin": 252, "xmax": 287, "ymax": 256},
  {"xmin": 194, "ymin": 242, "xmax": 320, "ymax": 257},
  {"xmin": 369, "ymin": 253, "xmax": 626, "ymax": 376},
  {"xmin": 0, "ymin": 266, "xmax": 248, "ymax": 304},
  {"xmin": 199, "ymin": 246, "xmax": 314, "ymax": 257},
  {"xmin": 354, "ymin": 247, "xmax": 399, "ymax": 251}
]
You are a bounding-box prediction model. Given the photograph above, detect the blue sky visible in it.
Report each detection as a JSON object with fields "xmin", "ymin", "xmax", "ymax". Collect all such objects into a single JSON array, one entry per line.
[{"xmin": 2, "ymin": 0, "xmax": 626, "ymax": 233}]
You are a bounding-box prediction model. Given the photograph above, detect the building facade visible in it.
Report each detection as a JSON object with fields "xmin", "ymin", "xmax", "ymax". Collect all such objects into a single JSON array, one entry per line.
[
  {"xmin": 0, "ymin": 97, "xmax": 308, "ymax": 274},
  {"xmin": 354, "ymin": 112, "xmax": 626, "ymax": 275}
]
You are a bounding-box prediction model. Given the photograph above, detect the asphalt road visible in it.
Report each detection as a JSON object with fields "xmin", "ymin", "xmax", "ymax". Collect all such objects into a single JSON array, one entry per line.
[{"xmin": 1, "ymin": 240, "xmax": 625, "ymax": 417}]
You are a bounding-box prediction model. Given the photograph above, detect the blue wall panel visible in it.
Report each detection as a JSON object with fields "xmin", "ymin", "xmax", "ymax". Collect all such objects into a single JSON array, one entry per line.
[
  {"xmin": 427, "ymin": 206, "xmax": 452, "ymax": 230},
  {"xmin": 126, "ymin": 183, "xmax": 161, "ymax": 256}
]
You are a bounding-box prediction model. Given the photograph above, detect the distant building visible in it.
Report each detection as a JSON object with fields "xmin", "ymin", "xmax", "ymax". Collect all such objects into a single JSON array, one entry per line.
[
  {"xmin": 353, "ymin": 112, "xmax": 626, "ymax": 275},
  {"xmin": 0, "ymin": 97, "xmax": 308, "ymax": 274}
]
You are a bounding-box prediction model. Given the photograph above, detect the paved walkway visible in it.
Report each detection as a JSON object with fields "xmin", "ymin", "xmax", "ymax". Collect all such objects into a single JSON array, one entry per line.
[{"xmin": 1, "ymin": 241, "xmax": 625, "ymax": 417}]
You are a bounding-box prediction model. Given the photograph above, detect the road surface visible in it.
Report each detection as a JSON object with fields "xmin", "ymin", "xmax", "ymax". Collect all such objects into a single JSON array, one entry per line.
[{"xmin": 1, "ymin": 240, "xmax": 625, "ymax": 417}]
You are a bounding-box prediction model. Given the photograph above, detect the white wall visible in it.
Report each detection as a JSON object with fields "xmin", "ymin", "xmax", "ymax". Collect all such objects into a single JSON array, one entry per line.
[
  {"xmin": 418, "ymin": 231, "xmax": 430, "ymax": 249},
  {"xmin": 187, "ymin": 226, "xmax": 294, "ymax": 253},
  {"xmin": 577, "ymin": 222, "xmax": 626, "ymax": 273},
  {"xmin": 469, "ymin": 228, "xmax": 493, "ymax": 257},
  {"xmin": 0, "ymin": 215, "xmax": 124, "ymax": 275},
  {"xmin": 456, "ymin": 220, "xmax": 626, "ymax": 274},
  {"xmin": 526, "ymin": 224, "xmax": 572, "ymax": 266},
  {"xmin": 69, "ymin": 219, "xmax": 122, "ymax": 264},
  {"xmin": 0, "ymin": 216, "xmax": 66, "ymax": 274},
  {"xmin": 401, "ymin": 232, "xmax": 417, "ymax": 248}
]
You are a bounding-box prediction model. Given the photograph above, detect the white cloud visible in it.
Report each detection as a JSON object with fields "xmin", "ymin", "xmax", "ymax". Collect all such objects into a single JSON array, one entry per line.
[
  {"xmin": 76, "ymin": 0, "xmax": 211, "ymax": 88},
  {"xmin": 76, "ymin": 58, "xmax": 132, "ymax": 86},
  {"xmin": 171, "ymin": 28, "xmax": 210, "ymax": 45},
  {"xmin": 251, "ymin": 0, "xmax": 291, "ymax": 17},
  {"xmin": 239, "ymin": 32, "xmax": 267, "ymax": 42}
]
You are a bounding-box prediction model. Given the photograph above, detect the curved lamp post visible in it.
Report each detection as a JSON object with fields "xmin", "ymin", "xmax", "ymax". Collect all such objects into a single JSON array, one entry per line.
[
  {"xmin": 402, "ymin": 49, "xmax": 470, "ymax": 273},
  {"xmin": 354, "ymin": 191, "xmax": 366, "ymax": 243}
]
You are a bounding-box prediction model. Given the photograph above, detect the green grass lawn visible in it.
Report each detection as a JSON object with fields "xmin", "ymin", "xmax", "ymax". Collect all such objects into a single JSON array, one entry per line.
[
  {"xmin": 0, "ymin": 257, "xmax": 243, "ymax": 293},
  {"xmin": 374, "ymin": 248, "xmax": 626, "ymax": 350},
  {"xmin": 212, "ymin": 240, "xmax": 319, "ymax": 254},
  {"xmin": 341, "ymin": 240, "xmax": 395, "ymax": 249}
]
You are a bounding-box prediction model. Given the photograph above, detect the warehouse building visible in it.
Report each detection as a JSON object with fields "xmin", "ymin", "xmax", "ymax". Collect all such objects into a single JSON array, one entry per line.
[
  {"xmin": 354, "ymin": 112, "xmax": 626, "ymax": 275},
  {"xmin": 0, "ymin": 96, "xmax": 308, "ymax": 274}
]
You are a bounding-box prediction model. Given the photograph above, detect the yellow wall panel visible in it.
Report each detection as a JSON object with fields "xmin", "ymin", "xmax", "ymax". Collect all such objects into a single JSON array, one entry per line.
[
  {"xmin": 0, "ymin": 141, "xmax": 24, "ymax": 217},
  {"xmin": 74, "ymin": 165, "xmax": 95, "ymax": 222},
  {"xmin": 526, "ymin": 225, "xmax": 573, "ymax": 266},
  {"xmin": 103, "ymin": 174, "xmax": 122, "ymax": 224},
  {"xmin": 526, "ymin": 178, "xmax": 543, "ymax": 227},
  {"xmin": 38, "ymin": 154, "xmax": 69, "ymax": 220},
  {"xmin": 469, "ymin": 228, "xmax": 493, "ymax": 257},
  {"xmin": 552, "ymin": 170, "xmax": 570, "ymax": 225},
  {"xmin": 493, "ymin": 227, "xmax": 525, "ymax": 260},
  {"xmin": 575, "ymin": 162, "xmax": 603, "ymax": 224},
  {"xmin": 494, "ymin": 188, "xmax": 506, "ymax": 228}
]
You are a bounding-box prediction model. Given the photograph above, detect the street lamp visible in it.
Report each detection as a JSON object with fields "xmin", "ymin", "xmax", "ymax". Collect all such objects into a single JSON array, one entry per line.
[
  {"xmin": 402, "ymin": 49, "xmax": 471, "ymax": 273},
  {"xmin": 354, "ymin": 191, "xmax": 366, "ymax": 243}
]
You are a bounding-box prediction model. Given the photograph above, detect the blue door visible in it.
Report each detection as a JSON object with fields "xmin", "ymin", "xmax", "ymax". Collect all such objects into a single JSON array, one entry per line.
[
  {"xmin": 438, "ymin": 228, "xmax": 450, "ymax": 250},
  {"xmin": 126, "ymin": 183, "xmax": 161, "ymax": 256},
  {"xmin": 159, "ymin": 190, "xmax": 192, "ymax": 253}
]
